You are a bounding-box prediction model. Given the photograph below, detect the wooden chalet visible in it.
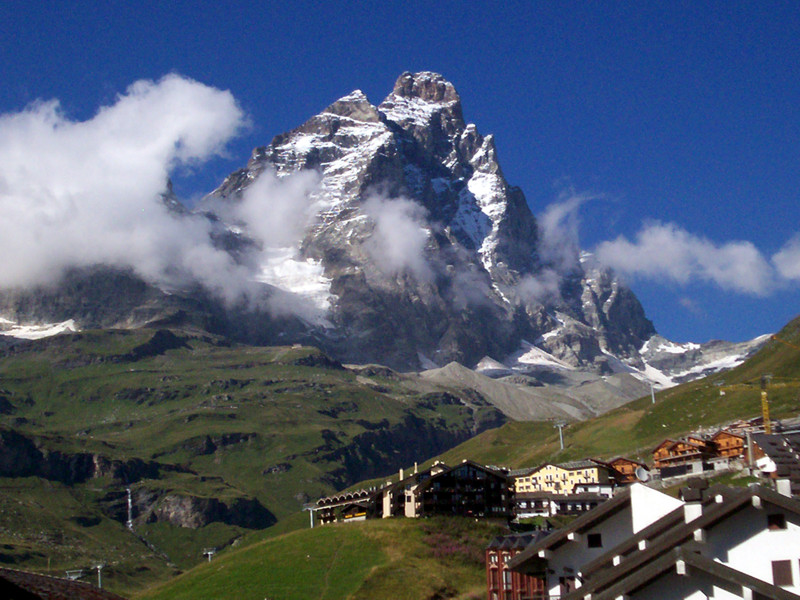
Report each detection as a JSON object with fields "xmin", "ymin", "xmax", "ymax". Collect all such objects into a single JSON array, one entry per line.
[
  {"xmin": 652, "ymin": 436, "xmax": 715, "ymax": 468},
  {"xmin": 710, "ymin": 429, "xmax": 746, "ymax": 459},
  {"xmin": 606, "ymin": 456, "xmax": 649, "ymax": 484}
]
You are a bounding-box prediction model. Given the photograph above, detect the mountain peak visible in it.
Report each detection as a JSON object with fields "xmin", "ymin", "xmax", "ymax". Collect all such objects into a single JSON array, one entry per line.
[
  {"xmin": 322, "ymin": 89, "xmax": 381, "ymax": 123},
  {"xmin": 389, "ymin": 72, "xmax": 461, "ymax": 105}
]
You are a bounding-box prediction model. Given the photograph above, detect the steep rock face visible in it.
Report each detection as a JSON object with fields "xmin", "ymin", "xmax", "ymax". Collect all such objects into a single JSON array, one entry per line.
[{"xmin": 205, "ymin": 72, "xmax": 654, "ymax": 370}]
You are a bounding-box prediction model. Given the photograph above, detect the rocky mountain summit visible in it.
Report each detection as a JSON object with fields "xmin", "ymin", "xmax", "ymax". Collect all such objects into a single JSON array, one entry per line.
[
  {"xmin": 203, "ymin": 72, "xmax": 660, "ymax": 371},
  {"xmin": 0, "ymin": 72, "xmax": 766, "ymax": 387}
]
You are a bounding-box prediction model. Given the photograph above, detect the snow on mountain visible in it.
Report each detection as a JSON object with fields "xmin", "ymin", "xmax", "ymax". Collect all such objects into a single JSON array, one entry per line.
[
  {"xmin": 0, "ymin": 71, "xmax": 769, "ymax": 393},
  {"xmin": 194, "ymin": 71, "xmax": 773, "ymax": 379},
  {"xmin": 0, "ymin": 317, "xmax": 78, "ymax": 340}
]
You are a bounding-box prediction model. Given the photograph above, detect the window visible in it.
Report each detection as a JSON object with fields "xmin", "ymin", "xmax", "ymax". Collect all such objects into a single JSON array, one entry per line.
[
  {"xmin": 773, "ymin": 560, "xmax": 793, "ymax": 586},
  {"xmin": 768, "ymin": 513, "xmax": 787, "ymax": 530},
  {"xmin": 503, "ymin": 570, "xmax": 512, "ymax": 590},
  {"xmin": 587, "ymin": 533, "xmax": 603, "ymax": 548}
]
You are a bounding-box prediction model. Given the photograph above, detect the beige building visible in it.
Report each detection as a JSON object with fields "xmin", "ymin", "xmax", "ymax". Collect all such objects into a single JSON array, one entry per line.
[{"xmin": 514, "ymin": 460, "xmax": 612, "ymax": 495}]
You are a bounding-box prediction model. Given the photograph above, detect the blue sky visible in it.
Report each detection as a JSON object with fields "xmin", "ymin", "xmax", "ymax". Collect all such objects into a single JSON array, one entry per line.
[{"xmin": 1, "ymin": 1, "xmax": 798, "ymax": 344}]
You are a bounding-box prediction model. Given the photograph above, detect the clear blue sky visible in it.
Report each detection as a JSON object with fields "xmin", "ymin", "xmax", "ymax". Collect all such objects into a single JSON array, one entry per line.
[{"xmin": 2, "ymin": 1, "xmax": 798, "ymax": 344}]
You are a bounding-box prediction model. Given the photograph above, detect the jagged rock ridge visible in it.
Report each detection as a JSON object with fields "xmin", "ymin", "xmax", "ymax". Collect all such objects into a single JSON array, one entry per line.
[
  {"xmin": 0, "ymin": 72, "xmax": 767, "ymax": 382},
  {"xmin": 204, "ymin": 72, "xmax": 657, "ymax": 371}
]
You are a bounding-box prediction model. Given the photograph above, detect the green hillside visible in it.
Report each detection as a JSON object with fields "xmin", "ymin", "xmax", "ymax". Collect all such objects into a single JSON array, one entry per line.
[
  {"xmin": 0, "ymin": 328, "xmax": 501, "ymax": 594},
  {"xmin": 139, "ymin": 517, "xmax": 504, "ymax": 600},
  {"xmin": 2, "ymin": 315, "xmax": 799, "ymax": 597},
  {"xmin": 438, "ymin": 316, "xmax": 800, "ymax": 469}
]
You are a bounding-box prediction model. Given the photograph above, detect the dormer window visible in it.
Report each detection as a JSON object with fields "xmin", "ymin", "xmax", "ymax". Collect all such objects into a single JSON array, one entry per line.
[{"xmin": 768, "ymin": 513, "xmax": 787, "ymax": 530}]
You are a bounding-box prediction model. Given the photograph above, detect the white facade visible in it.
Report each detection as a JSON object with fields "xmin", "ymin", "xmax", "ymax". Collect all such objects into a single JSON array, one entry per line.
[
  {"xmin": 630, "ymin": 483, "xmax": 684, "ymax": 533},
  {"xmin": 543, "ymin": 484, "xmax": 683, "ymax": 597},
  {"xmin": 706, "ymin": 501, "xmax": 800, "ymax": 594}
]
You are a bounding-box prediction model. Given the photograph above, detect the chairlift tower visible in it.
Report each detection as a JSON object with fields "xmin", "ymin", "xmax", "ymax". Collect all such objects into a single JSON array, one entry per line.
[
  {"xmin": 94, "ymin": 563, "xmax": 105, "ymax": 589},
  {"xmin": 554, "ymin": 422, "xmax": 566, "ymax": 450}
]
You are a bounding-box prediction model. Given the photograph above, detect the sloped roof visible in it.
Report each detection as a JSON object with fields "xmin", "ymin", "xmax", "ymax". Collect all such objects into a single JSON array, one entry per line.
[
  {"xmin": 562, "ymin": 545, "xmax": 800, "ymax": 600},
  {"xmin": 606, "ymin": 456, "xmax": 648, "ymax": 469},
  {"xmin": 0, "ymin": 568, "xmax": 127, "ymax": 600},
  {"xmin": 579, "ymin": 483, "xmax": 737, "ymax": 578},
  {"xmin": 562, "ymin": 485, "xmax": 800, "ymax": 597},
  {"xmin": 506, "ymin": 487, "xmax": 633, "ymax": 571},
  {"xmin": 414, "ymin": 459, "xmax": 509, "ymax": 493},
  {"xmin": 486, "ymin": 531, "xmax": 550, "ymax": 551}
]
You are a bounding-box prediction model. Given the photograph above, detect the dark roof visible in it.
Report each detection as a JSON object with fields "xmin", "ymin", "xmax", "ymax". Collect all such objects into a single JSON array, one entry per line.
[
  {"xmin": 579, "ymin": 483, "xmax": 737, "ymax": 578},
  {"xmin": 566, "ymin": 485, "xmax": 800, "ymax": 597},
  {"xmin": 413, "ymin": 459, "xmax": 509, "ymax": 493},
  {"xmin": 607, "ymin": 456, "xmax": 648, "ymax": 468},
  {"xmin": 486, "ymin": 531, "xmax": 550, "ymax": 551},
  {"xmin": 506, "ymin": 487, "xmax": 632, "ymax": 572},
  {"xmin": 0, "ymin": 568, "xmax": 128, "ymax": 600},
  {"xmin": 563, "ymin": 545, "xmax": 800, "ymax": 600}
]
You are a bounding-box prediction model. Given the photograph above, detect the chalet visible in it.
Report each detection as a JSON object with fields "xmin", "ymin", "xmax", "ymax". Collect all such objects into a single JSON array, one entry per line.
[
  {"xmin": 605, "ymin": 456, "xmax": 649, "ymax": 484},
  {"xmin": 652, "ymin": 435, "xmax": 716, "ymax": 471},
  {"xmin": 514, "ymin": 460, "xmax": 613, "ymax": 495},
  {"xmin": 652, "ymin": 439, "xmax": 679, "ymax": 468},
  {"xmin": 507, "ymin": 478, "xmax": 800, "ymax": 599},
  {"xmin": 506, "ymin": 484, "xmax": 683, "ymax": 598},
  {"xmin": 313, "ymin": 488, "xmax": 381, "ymax": 525},
  {"xmin": 486, "ymin": 532, "xmax": 549, "ymax": 600},
  {"xmin": 0, "ymin": 567, "xmax": 128, "ymax": 599},
  {"xmin": 404, "ymin": 460, "xmax": 512, "ymax": 519},
  {"xmin": 711, "ymin": 428, "xmax": 746, "ymax": 459}
]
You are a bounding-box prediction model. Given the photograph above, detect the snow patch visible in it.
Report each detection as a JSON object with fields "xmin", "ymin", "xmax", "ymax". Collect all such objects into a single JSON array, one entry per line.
[
  {"xmin": 254, "ymin": 248, "xmax": 335, "ymax": 327},
  {"xmin": 510, "ymin": 340, "xmax": 574, "ymax": 370},
  {"xmin": 0, "ymin": 318, "xmax": 79, "ymax": 340}
]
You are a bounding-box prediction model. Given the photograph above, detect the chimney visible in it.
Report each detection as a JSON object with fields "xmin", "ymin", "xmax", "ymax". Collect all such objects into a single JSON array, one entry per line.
[
  {"xmin": 399, "ymin": 468, "xmax": 404, "ymax": 481},
  {"xmin": 776, "ymin": 479, "xmax": 792, "ymax": 497},
  {"xmin": 414, "ymin": 462, "xmax": 418, "ymax": 474},
  {"xmin": 680, "ymin": 478, "xmax": 708, "ymax": 523}
]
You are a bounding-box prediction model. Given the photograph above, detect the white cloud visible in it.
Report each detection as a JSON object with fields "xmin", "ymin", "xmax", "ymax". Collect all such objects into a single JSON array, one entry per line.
[
  {"xmin": 773, "ymin": 234, "xmax": 800, "ymax": 281},
  {"xmin": 362, "ymin": 195, "xmax": 432, "ymax": 280},
  {"xmin": 595, "ymin": 222, "xmax": 774, "ymax": 295},
  {"xmin": 0, "ymin": 74, "xmax": 249, "ymax": 301},
  {"xmin": 516, "ymin": 269, "xmax": 561, "ymax": 303},
  {"xmin": 537, "ymin": 192, "xmax": 590, "ymax": 274}
]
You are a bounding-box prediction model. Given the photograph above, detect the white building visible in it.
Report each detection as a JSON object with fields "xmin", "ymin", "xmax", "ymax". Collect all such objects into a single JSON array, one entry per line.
[{"xmin": 508, "ymin": 479, "xmax": 800, "ymax": 599}]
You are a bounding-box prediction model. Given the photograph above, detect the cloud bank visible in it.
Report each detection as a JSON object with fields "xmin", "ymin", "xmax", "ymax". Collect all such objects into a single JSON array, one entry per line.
[
  {"xmin": 363, "ymin": 195, "xmax": 433, "ymax": 281},
  {"xmin": 0, "ymin": 75, "xmax": 249, "ymax": 300},
  {"xmin": 595, "ymin": 222, "xmax": 777, "ymax": 295}
]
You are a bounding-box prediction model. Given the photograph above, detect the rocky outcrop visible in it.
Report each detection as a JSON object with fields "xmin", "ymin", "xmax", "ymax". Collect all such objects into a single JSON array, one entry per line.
[
  {"xmin": 136, "ymin": 490, "xmax": 275, "ymax": 529},
  {"xmin": 0, "ymin": 428, "xmax": 168, "ymax": 484},
  {"xmin": 308, "ymin": 410, "xmax": 504, "ymax": 489}
]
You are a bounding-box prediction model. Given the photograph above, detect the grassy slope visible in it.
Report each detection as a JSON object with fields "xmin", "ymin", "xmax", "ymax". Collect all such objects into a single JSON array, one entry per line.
[
  {"xmin": 139, "ymin": 517, "xmax": 505, "ymax": 600},
  {"xmin": 0, "ymin": 329, "xmax": 494, "ymax": 593},
  {"xmin": 3, "ymin": 316, "xmax": 800, "ymax": 597},
  {"xmin": 439, "ymin": 316, "xmax": 800, "ymax": 468}
]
